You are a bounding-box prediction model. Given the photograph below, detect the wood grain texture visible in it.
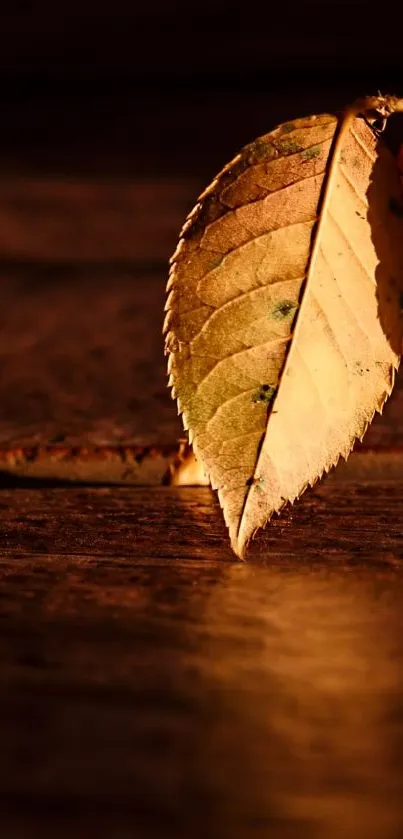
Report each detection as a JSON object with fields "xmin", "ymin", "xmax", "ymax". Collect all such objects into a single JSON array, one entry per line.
[
  {"xmin": 0, "ymin": 178, "xmax": 195, "ymax": 262},
  {"xmin": 0, "ymin": 480, "xmax": 402, "ymax": 561},
  {"xmin": 0, "ymin": 271, "xmax": 183, "ymax": 448},
  {"xmin": 1, "ymin": 484, "xmax": 403, "ymax": 838},
  {"xmin": 0, "ymin": 238, "xmax": 403, "ymax": 456}
]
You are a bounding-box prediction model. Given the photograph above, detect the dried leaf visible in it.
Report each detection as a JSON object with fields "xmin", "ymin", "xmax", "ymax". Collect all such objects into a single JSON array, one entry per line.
[{"xmin": 165, "ymin": 95, "xmax": 403, "ymax": 558}]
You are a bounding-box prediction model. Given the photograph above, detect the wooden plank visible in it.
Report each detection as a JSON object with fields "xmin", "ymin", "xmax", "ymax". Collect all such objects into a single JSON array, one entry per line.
[
  {"xmin": 0, "ymin": 481, "xmax": 400, "ymax": 562},
  {"xmin": 0, "ymin": 271, "xmax": 183, "ymax": 447},
  {"xmin": 0, "ymin": 178, "xmax": 197, "ymax": 262},
  {"xmin": 0, "ymin": 444, "xmax": 400, "ymax": 487},
  {"xmin": 0, "ymin": 266, "xmax": 402, "ymax": 455},
  {"xmin": 1, "ymin": 484, "xmax": 403, "ymax": 838}
]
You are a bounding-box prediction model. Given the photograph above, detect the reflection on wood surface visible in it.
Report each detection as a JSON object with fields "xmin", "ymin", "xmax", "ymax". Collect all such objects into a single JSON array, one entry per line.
[{"xmin": 1, "ymin": 485, "xmax": 403, "ymax": 837}]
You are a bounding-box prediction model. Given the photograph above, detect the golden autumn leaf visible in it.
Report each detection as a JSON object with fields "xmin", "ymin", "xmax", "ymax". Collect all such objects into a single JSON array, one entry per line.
[{"xmin": 165, "ymin": 95, "xmax": 403, "ymax": 558}]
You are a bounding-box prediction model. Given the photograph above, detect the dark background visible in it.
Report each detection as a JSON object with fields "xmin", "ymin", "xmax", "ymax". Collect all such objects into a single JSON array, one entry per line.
[{"xmin": 2, "ymin": 0, "xmax": 403, "ymax": 179}]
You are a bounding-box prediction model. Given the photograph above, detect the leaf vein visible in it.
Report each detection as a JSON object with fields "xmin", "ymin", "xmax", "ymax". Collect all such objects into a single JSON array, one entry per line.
[
  {"xmin": 326, "ymin": 209, "xmax": 375, "ymax": 283},
  {"xmin": 340, "ymin": 167, "xmax": 368, "ymax": 206},
  {"xmin": 195, "ymin": 336, "xmax": 290, "ymax": 392},
  {"xmin": 349, "ymin": 128, "xmax": 377, "ymax": 162},
  {"xmin": 190, "ymin": 278, "xmax": 304, "ymax": 343}
]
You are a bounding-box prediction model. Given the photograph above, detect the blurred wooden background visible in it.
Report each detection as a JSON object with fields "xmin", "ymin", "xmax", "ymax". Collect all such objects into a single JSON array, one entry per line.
[{"xmin": 2, "ymin": 4, "xmax": 403, "ymax": 838}]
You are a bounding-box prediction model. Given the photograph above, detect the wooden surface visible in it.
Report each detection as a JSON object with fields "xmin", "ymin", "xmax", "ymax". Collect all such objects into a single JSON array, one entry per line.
[
  {"xmin": 3, "ymin": 265, "xmax": 403, "ymax": 452},
  {"xmin": 1, "ymin": 167, "xmax": 403, "ymax": 454},
  {"xmin": 2, "ymin": 75, "xmax": 403, "ymax": 837},
  {"xmin": 2, "ymin": 483, "xmax": 403, "ymax": 839}
]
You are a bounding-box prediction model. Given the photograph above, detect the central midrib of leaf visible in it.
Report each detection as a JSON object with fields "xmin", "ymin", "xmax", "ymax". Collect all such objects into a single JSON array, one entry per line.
[{"xmin": 235, "ymin": 109, "xmax": 358, "ymax": 542}]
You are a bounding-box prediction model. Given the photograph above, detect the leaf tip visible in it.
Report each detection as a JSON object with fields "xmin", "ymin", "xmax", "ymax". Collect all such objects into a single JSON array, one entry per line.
[{"xmin": 230, "ymin": 535, "xmax": 247, "ymax": 561}]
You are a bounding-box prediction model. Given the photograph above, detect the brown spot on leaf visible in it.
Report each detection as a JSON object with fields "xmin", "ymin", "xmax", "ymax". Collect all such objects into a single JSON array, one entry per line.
[{"xmin": 272, "ymin": 300, "xmax": 297, "ymax": 320}]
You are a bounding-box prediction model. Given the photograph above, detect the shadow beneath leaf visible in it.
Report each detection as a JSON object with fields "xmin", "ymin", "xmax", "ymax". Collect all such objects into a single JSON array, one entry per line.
[
  {"xmin": 367, "ymin": 115, "xmax": 403, "ymax": 357},
  {"xmin": 0, "ymin": 470, "xmax": 129, "ymax": 489}
]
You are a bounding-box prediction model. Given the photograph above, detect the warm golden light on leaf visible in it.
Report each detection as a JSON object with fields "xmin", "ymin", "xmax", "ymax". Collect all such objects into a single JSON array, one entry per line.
[{"xmin": 165, "ymin": 95, "xmax": 403, "ymax": 558}]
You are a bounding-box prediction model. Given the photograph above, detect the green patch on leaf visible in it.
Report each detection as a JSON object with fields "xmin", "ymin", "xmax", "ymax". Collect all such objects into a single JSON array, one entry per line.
[
  {"xmin": 301, "ymin": 146, "xmax": 321, "ymax": 161},
  {"xmin": 271, "ymin": 300, "xmax": 297, "ymax": 320},
  {"xmin": 277, "ymin": 139, "xmax": 303, "ymax": 155},
  {"xmin": 282, "ymin": 123, "xmax": 295, "ymax": 133},
  {"xmin": 252, "ymin": 384, "xmax": 277, "ymax": 405},
  {"xmin": 247, "ymin": 139, "xmax": 277, "ymax": 164}
]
